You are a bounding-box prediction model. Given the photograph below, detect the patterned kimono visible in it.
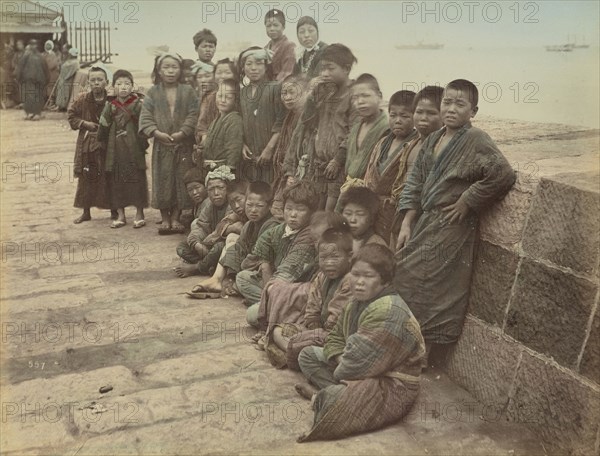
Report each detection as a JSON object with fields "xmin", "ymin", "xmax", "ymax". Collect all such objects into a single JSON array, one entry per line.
[
  {"xmin": 68, "ymin": 90, "xmax": 111, "ymax": 209},
  {"xmin": 240, "ymin": 81, "xmax": 285, "ymax": 183},
  {"xmin": 201, "ymin": 111, "xmax": 243, "ymax": 172},
  {"xmin": 363, "ymin": 129, "xmax": 418, "ymax": 241},
  {"xmin": 268, "ymin": 272, "xmax": 353, "ymax": 370},
  {"xmin": 298, "ymin": 289, "xmax": 425, "ymax": 442},
  {"xmin": 337, "ymin": 110, "xmax": 389, "ymax": 181},
  {"xmin": 220, "ymin": 215, "xmax": 279, "ymax": 275},
  {"xmin": 97, "ymin": 94, "xmax": 148, "ymax": 209},
  {"xmin": 139, "ymin": 83, "xmax": 199, "ymax": 210},
  {"xmin": 266, "ymin": 35, "xmax": 296, "ymax": 82},
  {"xmin": 395, "ymin": 124, "xmax": 516, "ymax": 344}
]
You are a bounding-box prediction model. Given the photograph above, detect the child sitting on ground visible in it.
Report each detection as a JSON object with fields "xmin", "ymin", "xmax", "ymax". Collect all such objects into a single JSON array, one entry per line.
[
  {"xmin": 189, "ymin": 181, "xmax": 279, "ymax": 297},
  {"xmin": 180, "ymin": 168, "xmax": 207, "ymax": 229},
  {"xmin": 174, "ymin": 166, "xmax": 237, "ymax": 276},
  {"xmin": 236, "ymin": 181, "xmax": 318, "ymax": 327},
  {"xmin": 338, "ymin": 186, "xmax": 387, "ymax": 251},
  {"xmin": 266, "ymin": 226, "xmax": 354, "ymax": 369},
  {"xmin": 296, "ymin": 244, "xmax": 425, "ymax": 442},
  {"xmin": 362, "ymin": 90, "xmax": 418, "ymax": 242}
]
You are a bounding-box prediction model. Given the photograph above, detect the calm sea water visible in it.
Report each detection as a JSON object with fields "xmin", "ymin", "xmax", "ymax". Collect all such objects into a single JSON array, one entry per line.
[{"xmin": 352, "ymin": 46, "xmax": 600, "ymax": 129}]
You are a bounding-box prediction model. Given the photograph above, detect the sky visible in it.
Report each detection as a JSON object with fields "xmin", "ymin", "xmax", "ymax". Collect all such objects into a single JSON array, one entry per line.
[{"xmin": 31, "ymin": 0, "xmax": 599, "ymax": 70}]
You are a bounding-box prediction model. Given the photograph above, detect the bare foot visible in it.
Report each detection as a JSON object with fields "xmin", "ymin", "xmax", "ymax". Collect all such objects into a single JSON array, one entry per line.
[
  {"xmin": 222, "ymin": 277, "xmax": 240, "ymax": 296},
  {"xmin": 294, "ymin": 382, "xmax": 318, "ymax": 400},
  {"xmin": 193, "ymin": 278, "xmax": 222, "ymax": 294},
  {"xmin": 173, "ymin": 264, "xmax": 199, "ymax": 278}
]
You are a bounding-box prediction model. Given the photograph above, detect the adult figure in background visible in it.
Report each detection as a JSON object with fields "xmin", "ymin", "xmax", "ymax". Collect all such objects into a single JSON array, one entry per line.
[
  {"xmin": 42, "ymin": 40, "xmax": 60, "ymax": 108},
  {"xmin": 17, "ymin": 40, "xmax": 49, "ymax": 120},
  {"xmin": 56, "ymin": 47, "xmax": 80, "ymax": 111},
  {"xmin": 1, "ymin": 43, "xmax": 16, "ymax": 108},
  {"xmin": 293, "ymin": 16, "xmax": 328, "ymax": 81},
  {"xmin": 11, "ymin": 39, "xmax": 25, "ymax": 105}
]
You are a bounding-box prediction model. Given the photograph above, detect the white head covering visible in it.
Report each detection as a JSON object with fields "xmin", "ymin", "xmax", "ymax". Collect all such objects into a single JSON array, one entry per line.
[
  {"xmin": 44, "ymin": 40, "xmax": 54, "ymax": 51},
  {"xmin": 241, "ymin": 48, "xmax": 274, "ymax": 64},
  {"xmin": 205, "ymin": 165, "xmax": 235, "ymax": 185},
  {"xmin": 89, "ymin": 62, "xmax": 113, "ymax": 83},
  {"xmin": 69, "ymin": 47, "xmax": 79, "ymax": 57},
  {"xmin": 191, "ymin": 60, "xmax": 214, "ymax": 75}
]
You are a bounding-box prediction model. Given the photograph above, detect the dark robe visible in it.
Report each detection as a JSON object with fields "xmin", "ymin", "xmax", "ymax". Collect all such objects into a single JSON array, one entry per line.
[
  {"xmin": 265, "ymin": 35, "xmax": 296, "ymax": 82},
  {"xmin": 56, "ymin": 58, "xmax": 79, "ymax": 110},
  {"xmin": 17, "ymin": 50, "xmax": 49, "ymax": 115},
  {"xmin": 293, "ymin": 41, "xmax": 328, "ymax": 80},
  {"xmin": 395, "ymin": 124, "xmax": 516, "ymax": 344},
  {"xmin": 97, "ymin": 94, "xmax": 148, "ymax": 209},
  {"xmin": 139, "ymin": 83, "xmax": 199, "ymax": 210},
  {"xmin": 67, "ymin": 91, "xmax": 111, "ymax": 209}
]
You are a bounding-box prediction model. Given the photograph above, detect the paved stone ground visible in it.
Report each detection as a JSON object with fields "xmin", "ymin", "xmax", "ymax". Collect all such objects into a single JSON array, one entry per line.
[{"xmin": 4, "ymin": 108, "xmax": 594, "ymax": 455}]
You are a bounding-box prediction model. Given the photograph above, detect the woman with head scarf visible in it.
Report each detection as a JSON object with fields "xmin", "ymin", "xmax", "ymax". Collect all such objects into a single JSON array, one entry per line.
[
  {"xmin": 42, "ymin": 40, "xmax": 60, "ymax": 108},
  {"xmin": 293, "ymin": 16, "xmax": 328, "ymax": 80}
]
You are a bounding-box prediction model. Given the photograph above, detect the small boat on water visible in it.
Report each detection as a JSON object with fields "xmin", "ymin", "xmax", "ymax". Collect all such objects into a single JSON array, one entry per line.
[
  {"xmin": 396, "ymin": 42, "xmax": 444, "ymax": 50},
  {"xmin": 545, "ymin": 44, "xmax": 574, "ymax": 52}
]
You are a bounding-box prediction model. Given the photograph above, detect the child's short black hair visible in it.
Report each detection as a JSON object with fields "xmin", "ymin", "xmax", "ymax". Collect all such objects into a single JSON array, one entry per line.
[
  {"xmin": 297, "ymin": 16, "xmax": 318, "ymax": 33},
  {"xmin": 215, "ymin": 58, "xmax": 239, "ymax": 81},
  {"xmin": 226, "ymin": 179, "xmax": 249, "ymax": 195},
  {"xmin": 193, "ymin": 29, "xmax": 217, "ymax": 48},
  {"xmin": 389, "ymin": 90, "xmax": 416, "ymax": 110},
  {"xmin": 310, "ymin": 210, "xmax": 348, "ymax": 230},
  {"xmin": 282, "ymin": 72, "xmax": 309, "ymax": 87},
  {"xmin": 319, "ymin": 225, "xmax": 353, "ymax": 253},
  {"xmin": 183, "ymin": 167, "xmax": 206, "ymax": 185},
  {"xmin": 338, "ymin": 186, "xmax": 380, "ymax": 222},
  {"xmin": 112, "ymin": 69, "xmax": 133, "ymax": 86},
  {"xmin": 283, "ymin": 181, "xmax": 319, "ymax": 212},
  {"xmin": 353, "ymin": 244, "xmax": 395, "ymax": 284},
  {"xmin": 219, "ymin": 78, "xmax": 241, "ymax": 112},
  {"xmin": 182, "ymin": 59, "xmax": 195, "ymax": 70},
  {"xmin": 151, "ymin": 54, "xmax": 185, "ymax": 85},
  {"xmin": 247, "ymin": 181, "xmax": 273, "ymax": 203},
  {"xmin": 413, "ymin": 86, "xmax": 444, "ymax": 111},
  {"xmin": 446, "ymin": 79, "xmax": 478, "ymax": 108},
  {"xmin": 88, "ymin": 66, "xmax": 109, "ymax": 82},
  {"xmin": 352, "ymin": 73, "xmax": 382, "ymax": 96},
  {"xmin": 321, "ymin": 43, "xmax": 357, "ymax": 70},
  {"xmin": 264, "ymin": 9, "xmax": 285, "ymax": 26}
]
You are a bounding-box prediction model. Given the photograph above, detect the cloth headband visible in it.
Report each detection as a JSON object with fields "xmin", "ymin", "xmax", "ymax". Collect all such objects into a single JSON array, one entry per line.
[
  {"xmin": 191, "ymin": 60, "xmax": 215, "ymax": 75},
  {"xmin": 241, "ymin": 48, "xmax": 273, "ymax": 64},
  {"xmin": 156, "ymin": 51, "xmax": 182, "ymax": 66},
  {"xmin": 205, "ymin": 165, "xmax": 235, "ymax": 185},
  {"xmin": 89, "ymin": 62, "xmax": 113, "ymax": 82}
]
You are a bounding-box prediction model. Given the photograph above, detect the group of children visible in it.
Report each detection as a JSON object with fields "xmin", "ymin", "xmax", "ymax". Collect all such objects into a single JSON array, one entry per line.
[{"xmin": 68, "ymin": 9, "xmax": 516, "ymax": 441}]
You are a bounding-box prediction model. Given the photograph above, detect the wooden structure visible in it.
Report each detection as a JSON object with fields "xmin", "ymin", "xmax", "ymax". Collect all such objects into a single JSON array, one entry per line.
[{"xmin": 67, "ymin": 21, "xmax": 115, "ymax": 64}]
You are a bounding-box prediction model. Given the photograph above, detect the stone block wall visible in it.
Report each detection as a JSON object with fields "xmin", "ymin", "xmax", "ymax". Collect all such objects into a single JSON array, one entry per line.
[{"xmin": 441, "ymin": 171, "xmax": 600, "ymax": 455}]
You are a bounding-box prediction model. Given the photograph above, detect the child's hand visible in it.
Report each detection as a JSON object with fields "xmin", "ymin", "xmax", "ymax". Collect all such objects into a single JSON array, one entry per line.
[
  {"xmin": 242, "ymin": 144, "xmax": 254, "ymax": 161},
  {"xmin": 154, "ymin": 131, "xmax": 174, "ymax": 145},
  {"xmin": 442, "ymin": 199, "xmax": 470, "ymax": 225},
  {"xmin": 171, "ymin": 131, "xmax": 185, "ymax": 143},
  {"xmin": 324, "ymin": 160, "xmax": 340, "ymax": 180},
  {"xmin": 396, "ymin": 227, "xmax": 411, "ymax": 251},
  {"xmin": 286, "ymin": 176, "xmax": 297, "ymax": 187},
  {"xmin": 83, "ymin": 121, "xmax": 98, "ymax": 131},
  {"xmin": 257, "ymin": 147, "xmax": 273, "ymax": 166}
]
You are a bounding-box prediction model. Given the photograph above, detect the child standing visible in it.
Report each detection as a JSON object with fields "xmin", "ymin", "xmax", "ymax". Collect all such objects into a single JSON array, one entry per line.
[
  {"xmin": 264, "ymin": 9, "xmax": 296, "ymax": 81},
  {"xmin": 199, "ymin": 78, "xmax": 243, "ymax": 174},
  {"xmin": 362, "ymin": 90, "xmax": 418, "ymax": 241},
  {"xmin": 237, "ymin": 181, "xmax": 319, "ymax": 327},
  {"xmin": 335, "ymin": 74, "xmax": 388, "ymax": 191},
  {"xmin": 194, "ymin": 58, "xmax": 238, "ymax": 151},
  {"xmin": 296, "ymin": 244, "xmax": 425, "ymax": 442},
  {"xmin": 68, "ymin": 65, "xmax": 112, "ymax": 224},
  {"xmin": 395, "ymin": 79, "xmax": 516, "ymax": 350},
  {"xmin": 191, "ymin": 60, "xmax": 215, "ymax": 102},
  {"xmin": 296, "ymin": 43, "xmax": 359, "ymax": 211},
  {"xmin": 97, "ymin": 69, "xmax": 148, "ymax": 228},
  {"xmin": 193, "ymin": 29, "xmax": 217, "ymax": 65},
  {"xmin": 238, "ymin": 47, "xmax": 285, "ymax": 184},
  {"xmin": 139, "ymin": 52, "xmax": 199, "ymax": 234}
]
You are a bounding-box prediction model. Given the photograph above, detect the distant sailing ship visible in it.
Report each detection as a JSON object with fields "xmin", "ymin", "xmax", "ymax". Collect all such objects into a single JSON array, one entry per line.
[
  {"xmin": 395, "ymin": 41, "xmax": 444, "ymax": 50},
  {"xmin": 545, "ymin": 35, "xmax": 589, "ymax": 52}
]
